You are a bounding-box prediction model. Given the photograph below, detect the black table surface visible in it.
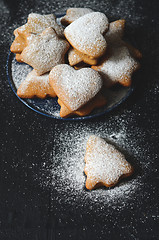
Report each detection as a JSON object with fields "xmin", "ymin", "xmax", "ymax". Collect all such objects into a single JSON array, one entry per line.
[{"xmin": 0, "ymin": 0, "xmax": 159, "ymax": 239}]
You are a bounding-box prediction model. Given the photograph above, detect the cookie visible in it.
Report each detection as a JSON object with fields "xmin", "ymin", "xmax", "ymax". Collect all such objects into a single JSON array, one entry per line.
[
  {"xmin": 20, "ymin": 27, "xmax": 70, "ymax": 75},
  {"xmin": 11, "ymin": 13, "xmax": 64, "ymax": 54},
  {"xmin": 10, "ymin": 32, "xmax": 36, "ymax": 54},
  {"xmin": 68, "ymin": 48, "xmax": 98, "ymax": 66},
  {"xmin": 64, "ymin": 12, "xmax": 109, "ymax": 58},
  {"xmin": 84, "ymin": 135, "xmax": 134, "ymax": 190},
  {"xmin": 15, "ymin": 13, "xmax": 64, "ymax": 37},
  {"xmin": 61, "ymin": 8, "xmax": 94, "ymax": 26},
  {"xmin": 105, "ymin": 19, "xmax": 142, "ymax": 59},
  {"xmin": 49, "ymin": 64, "xmax": 103, "ymax": 112},
  {"xmin": 92, "ymin": 45, "xmax": 140, "ymax": 87},
  {"xmin": 57, "ymin": 92, "xmax": 106, "ymax": 118},
  {"xmin": 17, "ymin": 69, "xmax": 56, "ymax": 98},
  {"xmin": 15, "ymin": 53, "xmax": 23, "ymax": 63}
]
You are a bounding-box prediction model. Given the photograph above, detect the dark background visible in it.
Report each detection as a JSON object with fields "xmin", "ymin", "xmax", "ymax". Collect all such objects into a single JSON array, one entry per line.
[{"xmin": 0, "ymin": 0, "xmax": 159, "ymax": 239}]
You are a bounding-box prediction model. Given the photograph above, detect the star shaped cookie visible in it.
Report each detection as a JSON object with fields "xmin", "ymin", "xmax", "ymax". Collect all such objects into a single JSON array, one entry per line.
[
  {"xmin": 11, "ymin": 13, "xmax": 64, "ymax": 54},
  {"xmin": 17, "ymin": 69, "xmax": 56, "ymax": 99},
  {"xmin": 105, "ymin": 19, "xmax": 142, "ymax": 59},
  {"xmin": 20, "ymin": 27, "xmax": 70, "ymax": 75},
  {"xmin": 84, "ymin": 135, "xmax": 134, "ymax": 190},
  {"xmin": 92, "ymin": 45, "xmax": 140, "ymax": 87}
]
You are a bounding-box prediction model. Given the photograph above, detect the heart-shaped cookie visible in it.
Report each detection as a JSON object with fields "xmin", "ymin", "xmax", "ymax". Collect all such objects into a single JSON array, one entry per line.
[
  {"xmin": 64, "ymin": 12, "xmax": 109, "ymax": 58},
  {"xmin": 49, "ymin": 64, "xmax": 103, "ymax": 111}
]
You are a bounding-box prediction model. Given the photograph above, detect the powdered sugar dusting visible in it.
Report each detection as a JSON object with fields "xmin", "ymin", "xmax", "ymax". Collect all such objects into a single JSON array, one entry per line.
[
  {"xmin": 11, "ymin": 58, "xmax": 32, "ymax": 89},
  {"xmin": 64, "ymin": 12, "xmax": 109, "ymax": 58},
  {"xmin": 37, "ymin": 118, "xmax": 147, "ymax": 212}
]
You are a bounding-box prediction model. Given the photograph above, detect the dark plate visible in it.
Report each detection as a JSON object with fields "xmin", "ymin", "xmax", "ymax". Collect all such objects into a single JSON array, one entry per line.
[{"xmin": 6, "ymin": 13, "xmax": 133, "ymax": 120}]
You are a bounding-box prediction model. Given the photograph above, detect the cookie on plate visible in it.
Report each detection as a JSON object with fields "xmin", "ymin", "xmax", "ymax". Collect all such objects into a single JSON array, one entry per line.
[
  {"xmin": 84, "ymin": 135, "xmax": 134, "ymax": 190},
  {"xmin": 68, "ymin": 48, "xmax": 98, "ymax": 66},
  {"xmin": 64, "ymin": 12, "xmax": 109, "ymax": 59},
  {"xmin": 92, "ymin": 45, "xmax": 140, "ymax": 87},
  {"xmin": 17, "ymin": 69, "xmax": 56, "ymax": 98},
  {"xmin": 20, "ymin": 27, "xmax": 70, "ymax": 75},
  {"xmin": 11, "ymin": 13, "xmax": 64, "ymax": 55},
  {"xmin": 61, "ymin": 8, "xmax": 94, "ymax": 26},
  {"xmin": 49, "ymin": 64, "xmax": 106, "ymax": 117}
]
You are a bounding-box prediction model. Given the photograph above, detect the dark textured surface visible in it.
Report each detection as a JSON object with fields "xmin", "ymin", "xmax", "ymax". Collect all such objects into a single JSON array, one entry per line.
[{"xmin": 0, "ymin": 0, "xmax": 159, "ymax": 239}]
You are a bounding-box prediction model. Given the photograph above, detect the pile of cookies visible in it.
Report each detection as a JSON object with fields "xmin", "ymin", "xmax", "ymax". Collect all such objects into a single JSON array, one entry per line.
[{"xmin": 10, "ymin": 8, "xmax": 141, "ymax": 118}]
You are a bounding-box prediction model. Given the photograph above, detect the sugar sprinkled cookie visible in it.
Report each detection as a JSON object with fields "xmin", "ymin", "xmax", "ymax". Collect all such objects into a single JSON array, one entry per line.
[
  {"xmin": 10, "ymin": 32, "xmax": 37, "ymax": 54},
  {"xmin": 84, "ymin": 135, "xmax": 134, "ymax": 190},
  {"xmin": 20, "ymin": 27, "xmax": 70, "ymax": 75},
  {"xmin": 61, "ymin": 8, "xmax": 94, "ymax": 26},
  {"xmin": 64, "ymin": 12, "xmax": 109, "ymax": 58},
  {"xmin": 11, "ymin": 13, "xmax": 64, "ymax": 56},
  {"xmin": 92, "ymin": 45, "xmax": 140, "ymax": 87},
  {"xmin": 17, "ymin": 69, "xmax": 56, "ymax": 99},
  {"xmin": 105, "ymin": 19, "xmax": 142, "ymax": 59},
  {"xmin": 49, "ymin": 64, "xmax": 103, "ymax": 112},
  {"xmin": 14, "ymin": 13, "xmax": 64, "ymax": 38}
]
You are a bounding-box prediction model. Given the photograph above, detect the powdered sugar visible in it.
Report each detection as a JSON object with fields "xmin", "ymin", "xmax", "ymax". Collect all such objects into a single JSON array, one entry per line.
[
  {"xmin": 37, "ymin": 118, "xmax": 147, "ymax": 212},
  {"xmin": 50, "ymin": 64, "xmax": 103, "ymax": 111},
  {"xmin": 64, "ymin": 12, "xmax": 109, "ymax": 58}
]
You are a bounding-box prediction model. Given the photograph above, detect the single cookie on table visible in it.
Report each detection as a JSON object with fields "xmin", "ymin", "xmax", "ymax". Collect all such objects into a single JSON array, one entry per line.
[
  {"xmin": 92, "ymin": 45, "xmax": 140, "ymax": 87},
  {"xmin": 64, "ymin": 12, "xmax": 109, "ymax": 59},
  {"xmin": 20, "ymin": 27, "xmax": 70, "ymax": 76},
  {"xmin": 68, "ymin": 48, "xmax": 98, "ymax": 66},
  {"xmin": 57, "ymin": 92, "xmax": 106, "ymax": 118},
  {"xmin": 11, "ymin": 13, "xmax": 64, "ymax": 55},
  {"xmin": 61, "ymin": 8, "xmax": 94, "ymax": 26},
  {"xmin": 49, "ymin": 64, "xmax": 105, "ymax": 117},
  {"xmin": 84, "ymin": 135, "xmax": 134, "ymax": 190},
  {"xmin": 17, "ymin": 69, "xmax": 56, "ymax": 99}
]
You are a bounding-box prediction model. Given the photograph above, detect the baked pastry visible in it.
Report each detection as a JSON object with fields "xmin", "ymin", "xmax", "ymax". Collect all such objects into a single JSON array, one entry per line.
[
  {"xmin": 17, "ymin": 69, "xmax": 56, "ymax": 98},
  {"xmin": 20, "ymin": 27, "xmax": 70, "ymax": 75},
  {"xmin": 84, "ymin": 135, "xmax": 134, "ymax": 190}
]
